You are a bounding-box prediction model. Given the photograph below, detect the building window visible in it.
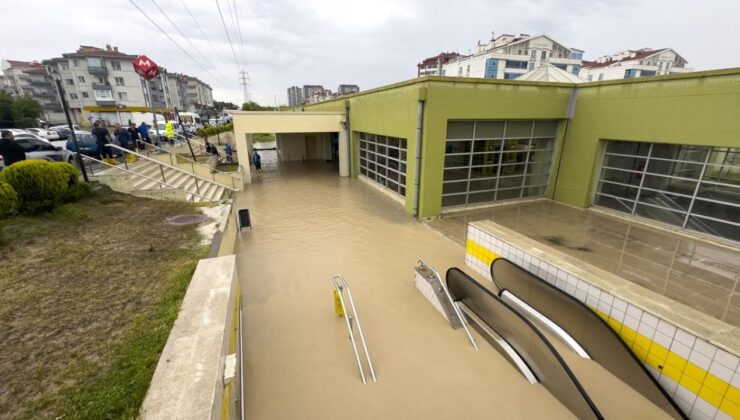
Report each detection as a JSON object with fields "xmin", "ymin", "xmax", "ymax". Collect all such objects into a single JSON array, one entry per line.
[
  {"xmin": 552, "ymin": 63, "xmax": 568, "ymax": 70},
  {"xmin": 598, "ymin": 74, "xmax": 604, "ymax": 81},
  {"xmin": 358, "ymin": 132, "xmax": 408, "ymax": 197},
  {"xmin": 118, "ymin": 92, "xmax": 128, "ymax": 100},
  {"xmin": 531, "ymin": 50, "xmax": 536, "ymax": 59},
  {"xmin": 73, "ymin": 59, "xmax": 79, "ymax": 67},
  {"xmin": 65, "ymin": 79, "xmax": 74, "ymax": 86},
  {"xmin": 541, "ymin": 51, "xmax": 547, "ymax": 60},
  {"xmin": 77, "ymin": 76, "xmax": 85, "ymax": 83},
  {"xmin": 503, "ymin": 73, "xmax": 520, "ymax": 80},
  {"xmin": 466, "ymin": 64, "xmax": 470, "ymax": 75},
  {"xmin": 505, "ymin": 60, "xmax": 528, "ymax": 69},
  {"xmin": 60, "ymin": 62, "xmax": 69, "ymax": 70},
  {"xmin": 458, "ymin": 67, "xmax": 463, "ymax": 75},
  {"xmin": 115, "ymin": 77, "xmax": 125, "ymax": 86},
  {"xmin": 111, "ymin": 61, "xmax": 121, "ymax": 70},
  {"xmin": 81, "ymin": 92, "xmax": 89, "ymax": 98},
  {"xmin": 441, "ymin": 120, "xmax": 558, "ymax": 208},
  {"xmin": 588, "ymin": 75, "xmax": 593, "ymax": 81},
  {"xmin": 69, "ymin": 93, "xmax": 78, "ymax": 100},
  {"xmin": 594, "ymin": 141, "xmax": 740, "ymax": 242},
  {"xmin": 529, "ymin": 62, "xmax": 534, "ymax": 70},
  {"xmin": 624, "ymin": 69, "xmax": 638, "ymax": 78},
  {"xmin": 639, "ymin": 70, "xmax": 657, "ymax": 77}
]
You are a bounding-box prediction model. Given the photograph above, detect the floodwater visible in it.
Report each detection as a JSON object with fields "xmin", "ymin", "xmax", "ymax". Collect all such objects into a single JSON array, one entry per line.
[
  {"xmin": 429, "ymin": 200, "xmax": 740, "ymax": 327},
  {"xmin": 233, "ymin": 154, "xmax": 572, "ymax": 419},
  {"xmin": 233, "ymin": 155, "xmax": 673, "ymax": 419}
]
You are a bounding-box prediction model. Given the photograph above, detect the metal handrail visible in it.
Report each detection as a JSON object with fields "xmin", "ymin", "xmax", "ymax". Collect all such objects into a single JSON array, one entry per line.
[
  {"xmin": 80, "ymin": 155, "xmax": 210, "ymax": 202},
  {"xmin": 138, "ymin": 141, "xmax": 240, "ymax": 188},
  {"xmin": 104, "ymin": 143, "xmax": 238, "ymax": 192},
  {"xmin": 417, "ymin": 257, "xmax": 479, "ymax": 351},
  {"xmin": 331, "ymin": 274, "xmax": 377, "ymax": 384}
]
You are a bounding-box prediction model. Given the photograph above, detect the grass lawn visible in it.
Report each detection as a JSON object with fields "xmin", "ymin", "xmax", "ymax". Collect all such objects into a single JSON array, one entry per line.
[
  {"xmin": 0, "ymin": 190, "xmax": 209, "ymax": 419},
  {"xmin": 253, "ymin": 133, "xmax": 275, "ymax": 143},
  {"xmin": 216, "ymin": 163, "xmax": 239, "ymax": 172}
]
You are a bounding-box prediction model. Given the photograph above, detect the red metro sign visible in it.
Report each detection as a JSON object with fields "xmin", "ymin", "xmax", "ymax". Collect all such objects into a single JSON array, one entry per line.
[{"xmin": 132, "ymin": 55, "xmax": 160, "ymax": 80}]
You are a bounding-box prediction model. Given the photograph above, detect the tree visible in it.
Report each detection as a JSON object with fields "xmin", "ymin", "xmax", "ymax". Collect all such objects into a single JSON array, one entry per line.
[
  {"xmin": 213, "ymin": 100, "xmax": 238, "ymax": 112},
  {"xmin": 0, "ymin": 91, "xmax": 42, "ymax": 128},
  {"xmin": 241, "ymin": 101, "xmax": 276, "ymax": 111}
]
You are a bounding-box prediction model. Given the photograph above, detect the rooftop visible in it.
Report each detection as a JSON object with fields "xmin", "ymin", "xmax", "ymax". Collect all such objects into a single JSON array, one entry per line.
[{"xmin": 582, "ymin": 48, "xmax": 672, "ymax": 69}]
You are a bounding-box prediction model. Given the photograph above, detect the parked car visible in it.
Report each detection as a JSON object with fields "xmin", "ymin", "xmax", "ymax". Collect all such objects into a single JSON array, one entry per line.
[
  {"xmin": 0, "ymin": 135, "xmax": 74, "ymax": 171},
  {"xmin": 66, "ymin": 131, "xmax": 122, "ymax": 158},
  {"xmin": 26, "ymin": 128, "xmax": 60, "ymax": 140},
  {"xmin": 49, "ymin": 124, "xmax": 81, "ymax": 140}
]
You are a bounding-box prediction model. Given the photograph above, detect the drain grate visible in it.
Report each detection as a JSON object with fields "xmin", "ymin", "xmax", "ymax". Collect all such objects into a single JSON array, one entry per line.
[{"xmin": 166, "ymin": 214, "xmax": 212, "ymax": 225}]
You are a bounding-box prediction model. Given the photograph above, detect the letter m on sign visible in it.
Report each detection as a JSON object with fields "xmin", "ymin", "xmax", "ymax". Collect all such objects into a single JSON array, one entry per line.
[{"xmin": 132, "ymin": 55, "xmax": 160, "ymax": 80}]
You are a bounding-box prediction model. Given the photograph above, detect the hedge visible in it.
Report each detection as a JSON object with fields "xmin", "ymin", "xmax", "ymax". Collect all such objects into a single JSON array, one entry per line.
[
  {"xmin": 196, "ymin": 123, "xmax": 233, "ymax": 139},
  {"xmin": 0, "ymin": 180, "xmax": 19, "ymax": 217},
  {"xmin": 0, "ymin": 160, "xmax": 92, "ymax": 214}
]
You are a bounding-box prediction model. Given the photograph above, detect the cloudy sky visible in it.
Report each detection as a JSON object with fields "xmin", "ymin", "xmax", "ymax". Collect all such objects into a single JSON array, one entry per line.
[{"xmin": 2, "ymin": 0, "xmax": 740, "ymax": 105}]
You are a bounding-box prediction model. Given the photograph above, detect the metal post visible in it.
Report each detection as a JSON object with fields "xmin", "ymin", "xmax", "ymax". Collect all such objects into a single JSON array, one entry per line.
[
  {"xmin": 159, "ymin": 165, "xmax": 167, "ymax": 185},
  {"xmin": 194, "ymin": 177, "xmax": 201, "ymax": 195},
  {"xmin": 143, "ymin": 78, "xmax": 161, "ymax": 143},
  {"xmin": 54, "ymin": 78, "xmax": 88, "ymax": 182}
]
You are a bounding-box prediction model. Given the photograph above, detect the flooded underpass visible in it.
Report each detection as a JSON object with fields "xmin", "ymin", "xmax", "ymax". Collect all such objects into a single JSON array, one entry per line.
[
  {"xmin": 232, "ymin": 156, "xmax": 687, "ymax": 419},
  {"xmin": 233, "ymin": 157, "xmax": 574, "ymax": 419}
]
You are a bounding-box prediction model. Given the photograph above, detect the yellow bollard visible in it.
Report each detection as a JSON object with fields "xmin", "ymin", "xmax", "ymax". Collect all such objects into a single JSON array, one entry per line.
[{"xmin": 333, "ymin": 289, "xmax": 344, "ymax": 317}]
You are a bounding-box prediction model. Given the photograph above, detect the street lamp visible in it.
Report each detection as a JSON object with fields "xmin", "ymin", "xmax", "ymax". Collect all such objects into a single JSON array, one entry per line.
[{"xmin": 50, "ymin": 68, "xmax": 89, "ymax": 182}]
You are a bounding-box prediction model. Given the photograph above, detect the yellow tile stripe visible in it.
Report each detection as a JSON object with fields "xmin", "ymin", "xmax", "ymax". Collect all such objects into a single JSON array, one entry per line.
[{"xmin": 466, "ymin": 238, "xmax": 740, "ymax": 418}]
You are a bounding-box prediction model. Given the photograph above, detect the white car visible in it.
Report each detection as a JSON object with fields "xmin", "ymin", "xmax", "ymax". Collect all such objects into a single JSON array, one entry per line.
[{"xmin": 26, "ymin": 128, "xmax": 61, "ymax": 140}]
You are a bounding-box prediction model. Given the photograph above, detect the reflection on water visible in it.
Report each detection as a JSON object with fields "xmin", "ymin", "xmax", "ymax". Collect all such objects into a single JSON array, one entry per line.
[{"xmin": 430, "ymin": 200, "xmax": 740, "ymax": 327}]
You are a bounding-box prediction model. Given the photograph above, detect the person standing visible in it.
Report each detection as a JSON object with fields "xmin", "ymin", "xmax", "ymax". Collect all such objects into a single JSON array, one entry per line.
[
  {"xmin": 92, "ymin": 121, "xmax": 114, "ymax": 163},
  {"xmin": 165, "ymin": 120, "xmax": 174, "ymax": 145},
  {"xmin": 253, "ymin": 151, "xmax": 262, "ymax": 175},
  {"xmin": 224, "ymin": 143, "xmax": 233, "ymax": 163},
  {"xmin": 116, "ymin": 124, "xmax": 134, "ymax": 163},
  {"xmin": 0, "ymin": 130, "xmax": 38, "ymax": 168},
  {"xmin": 138, "ymin": 121, "xmax": 151, "ymax": 146},
  {"xmin": 128, "ymin": 122, "xmax": 142, "ymax": 152}
]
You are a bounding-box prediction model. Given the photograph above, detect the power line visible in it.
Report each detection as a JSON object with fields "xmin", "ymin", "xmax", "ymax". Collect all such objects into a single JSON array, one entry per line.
[
  {"xmin": 180, "ymin": 0, "xmax": 231, "ymax": 68},
  {"xmin": 232, "ymin": 0, "xmax": 248, "ymax": 71},
  {"xmin": 149, "ymin": 0, "xmax": 232, "ymax": 82},
  {"xmin": 128, "ymin": 0, "xmax": 231, "ymax": 89},
  {"xmin": 231, "ymin": 0, "xmax": 251, "ymax": 103},
  {"xmin": 215, "ymin": 0, "xmax": 241, "ymax": 71}
]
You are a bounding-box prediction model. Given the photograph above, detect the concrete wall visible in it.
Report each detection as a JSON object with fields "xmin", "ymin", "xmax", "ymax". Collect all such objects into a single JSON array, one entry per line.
[{"xmin": 276, "ymin": 132, "xmax": 332, "ymax": 162}]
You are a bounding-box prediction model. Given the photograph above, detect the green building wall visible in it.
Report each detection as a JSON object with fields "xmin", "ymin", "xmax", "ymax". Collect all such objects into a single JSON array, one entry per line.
[{"xmin": 302, "ymin": 69, "xmax": 740, "ymax": 218}]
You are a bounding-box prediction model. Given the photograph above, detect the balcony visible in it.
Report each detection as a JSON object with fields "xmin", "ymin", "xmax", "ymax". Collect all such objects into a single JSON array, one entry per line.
[
  {"xmin": 92, "ymin": 83, "xmax": 112, "ymax": 91},
  {"xmin": 88, "ymin": 66, "xmax": 108, "ymax": 76},
  {"xmin": 96, "ymin": 100, "xmax": 116, "ymax": 106}
]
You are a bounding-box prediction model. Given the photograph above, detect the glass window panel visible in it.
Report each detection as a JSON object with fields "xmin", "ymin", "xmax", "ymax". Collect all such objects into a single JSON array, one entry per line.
[
  {"xmin": 474, "ymin": 121, "xmax": 505, "ymax": 139},
  {"xmin": 367, "ymin": 152, "xmax": 376, "ymax": 162},
  {"xmin": 468, "ymin": 191, "xmax": 496, "ymax": 204},
  {"xmin": 605, "ymin": 140, "xmax": 650, "ymax": 156},
  {"xmin": 472, "ymin": 153, "xmax": 500, "ymax": 166},
  {"xmin": 400, "ymin": 174, "xmax": 406, "ymax": 186},
  {"xmin": 600, "ymin": 168, "xmax": 642, "ymax": 186},
  {"xmin": 387, "ymin": 180, "xmax": 399, "ymax": 192},
  {"xmin": 447, "ymin": 121, "xmax": 474, "ymax": 139},
  {"xmin": 496, "ymin": 188, "xmax": 522, "ymax": 200},
  {"xmin": 533, "ymin": 121, "xmax": 558, "ymax": 137},
  {"xmin": 387, "ymin": 137, "xmax": 399, "ymax": 147},
  {"xmin": 523, "ymin": 185, "xmax": 546, "ymax": 197},
  {"xmin": 637, "ymin": 189, "xmax": 693, "ymax": 212},
  {"xmin": 400, "ymin": 139, "xmax": 407, "ymax": 150},
  {"xmin": 360, "ymin": 149, "xmax": 367, "ymax": 158},
  {"xmin": 376, "ymin": 136, "xmax": 387, "ymax": 145},
  {"xmin": 603, "ymin": 154, "xmax": 646, "ymax": 171},
  {"xmin": 525, "ymin": 173, "xmax": 549, "ymax": 186},
  {"xmin": 691, "ymin": 200, "xmax": 740, "ymax": 225},
  {"xmin": 473, "ymin": 139, "xmax": 502, "ymax": 152},
  {"xmin": 528, "ymin": 150, "xmax": 553, "ymax": 164},
  {"xmin": 443, "ymin": 181, "xmax": 468, "ymax": 195},
  {"xmin": 368, "ymin": 162, "xmax": 376, "ymax": 171},
  {"xmin": 470, "ymin": 165, "xmax": 499, "ymax": 179},
  {"xmin": 703, "ymin": 164, "xmax": 740, "ymax": 185},
  {"xmin": 595, "ymin": 194, "xmax": 635, "ymax": 212},
  {"xmin": 446, "ymin": 141, "xmax": 472, "ymax": 154},
  {"xmin": 388, "ymin": 148, "xmax": 399, "ymax": 159},
  {"xmin": 442, "ymin": 194, "xmax": 467, "ymax": 207},
  {"xmin": 400, "ymin": 151, "xmax": 407, "ymax": 161},
  {"xmin": 387, "ymin": 159, "xmax": 399, "ymax": 171},
  {"xmin": 377, "ymin": 145, "xmax": 386, "ymax": 155},
  {"xmin": 635, "ymin": 204, "xmax": 685, "ymax": 227},
  {"xmin": 501, "ymin": 150, "xmax": 528, "ymax": 165},
  {"xmin": 400, "ymin": 186, "xmax": 406, "ymax": 196},
  {"xmin": 469, "ymin": 178, "xmax": 498, "ymax": 192},
  {"xmin": 598, "ymin": 182, "xmax": 638, "ymax": 200},
  {"xmin": 500, "ymin": 164, "xmax": 526, "ymax": 176},
  {"xmin": 445, "ymin": 154, "xmax": 471, "ymax": 168},
  {"xmin": 652, "ymin": 144, "xmax": 709, "ymax": 162},
  {"xmin": 377, "ymin": 156, "xmax": 386, "ymax": 166},
  {"xmin": 360, "ymin": 167, "xmax": 367, "ymax": 176},
  {"xmin": 444, "ymin": 168, "xmax": 470, "ymax": 181},
  {"xmin": 532, "ymin": 138, "xmax": 554, "ymax": 150},
  {"xmin": 686, "ymin": 216, "xmax": 740, "ymax": 242},
  {"xmin": 641, "ymin": 174, "xmax": 696, "ymax": 195},
  {"xmin": 499, "ymin": 176, "xmax": 525, "ymax": 189},
  {"xmin": 696, "ymin": 181, "xmax": 740, "ymax": 201},
  {"xmin": 504, "ymin": 121, "xmax": 532, "ymax": 138},
  {"xmin": 400, "ymin": 163, "xmax": 406, "ymax": 173},
  {"xmin": 647, "ymin": 159, "xmax": 703, "ymax": 179}
]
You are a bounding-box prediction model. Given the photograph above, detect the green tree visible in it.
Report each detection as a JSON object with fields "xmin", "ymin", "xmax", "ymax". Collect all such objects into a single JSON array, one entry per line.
[
  {"xmin": 213, "ymin": 100, "xmax": 238, "ymax": 112},
  {"xmin": 11, "ymin": 96, "xmax": 42, "ymax": 128},
  {"xmin": 241, "ymin": 101, "xmax": 276, "ymax": 111},
  {"xmin": 0, "ymin": 91, "xmax": 14, "ymax": 129}
]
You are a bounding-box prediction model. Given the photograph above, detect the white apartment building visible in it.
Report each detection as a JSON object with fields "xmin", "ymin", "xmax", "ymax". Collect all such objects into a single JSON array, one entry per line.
[
  {"xmin": 337, "ymin": 84, "xmax": 359, "ymax": 95},
  {"xmin": 440, "ymin": 33, "xmax": 584, "ymax": 80},
  {"xmin": 579, "ymin": 48, "xmax": 692, "ymax": 81},
  {"xmin": 185, "ymin": 75, "xmax": 214, "ymax": 114},
  {"xmin": 1, "ymin": 59, "xmax": 65, "ymax": 123},
  {"xmin": 417, "ymin": 52, "xmax": 463, "ymax": 76}
]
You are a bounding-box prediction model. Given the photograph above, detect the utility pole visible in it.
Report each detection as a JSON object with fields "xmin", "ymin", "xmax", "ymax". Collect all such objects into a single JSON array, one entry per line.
[
  {"xmin": 239, "ymin": 70, "xmax": 250, "ymax": 104},
  {"xmin": 53, "ymin": 77, "xmax": 88, "ymax": 182}
]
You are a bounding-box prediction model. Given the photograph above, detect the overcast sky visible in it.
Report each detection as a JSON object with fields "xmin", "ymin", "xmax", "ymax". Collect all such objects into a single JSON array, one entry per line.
[{"xmin": 2, "ymin": 0, "xmax": 740, "ymax": 105}]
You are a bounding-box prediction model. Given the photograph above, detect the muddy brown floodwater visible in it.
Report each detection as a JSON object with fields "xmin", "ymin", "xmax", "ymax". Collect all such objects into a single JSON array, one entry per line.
[{"xmin": 233, "ymin": 156, "xmax": 574, "ymax": 419}]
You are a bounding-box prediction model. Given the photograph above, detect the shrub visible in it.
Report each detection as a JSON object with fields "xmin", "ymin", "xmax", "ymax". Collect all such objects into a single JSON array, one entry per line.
[
  {"xmin": 0, "ymin": 160, "xmax": 68, "ymax": 213},
  {"xmin": 0, "ymin": 180, "xmax": 19, "ymax": 218},
  {"xmin": 56, "ymin": 162, "xmax": 94, "ymax": 202}
]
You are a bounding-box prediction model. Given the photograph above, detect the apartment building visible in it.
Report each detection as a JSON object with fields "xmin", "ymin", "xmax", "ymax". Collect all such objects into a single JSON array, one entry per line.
[
  {"xmin": 287, "ymin": 86, "xmax": 303, "ymax": 107},
  {"xmin": 337, "ymin": 84, "xmax": 360, "ymax": 95},
  {"xmin": 440, "ymin": 33, "xmax": 584, "ymax": 79},
  {"xmin": 184, "ymin": 75, "xmax": 214, "ymax": 114},
  {"xmin": 417, "ymin": 52, "xmax": 463, "ymax": 76},
  {"xmin": 167, "ymin": 72, "xmax": 190, "ymax": 111},
  {"xmin": 1, "ymin": 59, "xmax": 64, "ymax": 123},
  {"xmin": 579, "ymin": 48, "xmax": 692, "ymax": 81}
]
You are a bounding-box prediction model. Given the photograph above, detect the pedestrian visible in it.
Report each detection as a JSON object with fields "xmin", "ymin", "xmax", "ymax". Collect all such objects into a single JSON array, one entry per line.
[
  {"xmin": 0, "ymin": 130, "xmax": 39, "ymax": 168},
  {"xmin": 224, "ymin": 143, "xmax": 233, "ymax": 163},
  {"xmin": 92, "ymin": 121, "xmax": 114, "ymax": 163},
  {"xmin": 116, "ymin": 124, "xmax": 134, "ymax": 163},
  {"xmin": 204, "ymin": 139, "xmax": 213, "ymax": 155},
  {"xmin": 128, "ymin": 122, "xmax": 142, "ymax": 152},
  {"xmin": 138, "ymin": 121, "xmax": 152, "ymax": 146},
  {"xmin": 253, "ymin": 151, "xmax": 262, "ymax": 175},
  {"xmin": 165, "ymin": 120, "xmax": 174, "ymax": 145}
]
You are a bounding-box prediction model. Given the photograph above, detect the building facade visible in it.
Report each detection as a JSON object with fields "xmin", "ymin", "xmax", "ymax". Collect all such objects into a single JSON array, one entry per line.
[
  {"xmin": 579, "ymin": 48, "xmax": 692, "ymax": 81},
  {"xmin": 337, "ymin": 84, "xmax": 360, "ymax": 95},
  {"xmin": 1, "ymin": 59, "xmax": 65, "ymax": 124},
  {"xmin": 287, "ymin": 86, "xmax": 303, "ymax": 107},
  {"xmin": 439, "ymin": 34, "xmax": 584, "ymax": 79},
  {"xmin": 417, "ymin": 52, "xmax": 463, "ymax": 76},
  {"xmin": 302, "ymin": 85, "xmax": 324, "ymax": 103},
  {"xmin": 185, "ymin": 75, "xmax": 214, "ymax": 114}
]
